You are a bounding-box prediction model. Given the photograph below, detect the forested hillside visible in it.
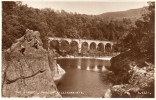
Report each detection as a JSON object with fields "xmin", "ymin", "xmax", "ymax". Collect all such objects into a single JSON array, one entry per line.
[
  {"xmin": 2, "ymin": 1, "xmax": 136, "ymax": 50},
  {"xmin": 99, "ymin": 7, "xmax": 145, "ymax": 20}
]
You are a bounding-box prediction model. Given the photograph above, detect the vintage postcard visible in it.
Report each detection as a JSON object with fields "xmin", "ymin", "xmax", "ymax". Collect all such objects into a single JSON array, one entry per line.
[{"xmin": 1, "ymin": 0, "xmax": 155, "ymax": 98}]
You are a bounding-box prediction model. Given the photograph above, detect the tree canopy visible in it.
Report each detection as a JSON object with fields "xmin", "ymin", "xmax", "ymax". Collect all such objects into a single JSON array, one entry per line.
[
  {"xmin": 119, "ymin": 2, "xmax": 155, "ymax": 63},
  {"xmin": 2, "ymin": 1, "xmax": 154, "ymax": 60},
  {"xmin": 2, "ymin": 1, "xmax": 133, "ymax": 50}
]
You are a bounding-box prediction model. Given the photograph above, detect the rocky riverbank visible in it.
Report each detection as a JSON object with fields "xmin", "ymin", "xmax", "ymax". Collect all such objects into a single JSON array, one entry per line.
[
  {"xmin": 104, "ymin": 51, "xmax": 154, "ymax": 98},
  {"xmin": 2, "ymin": 29, "xmax": 64, "ymax": 97}
]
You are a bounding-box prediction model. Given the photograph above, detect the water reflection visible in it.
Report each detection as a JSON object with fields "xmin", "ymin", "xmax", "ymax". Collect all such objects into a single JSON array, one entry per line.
[
  {"xmin": 102, "ymin": 66, "xmax": 107, "ymax": 72},
  {"xmin": 77, "ymin": 65, "xmax": 108, "ymax": 72},
  {"xmin": 86, "ymin": 66, "xmax": 90, "ymax": 70},
  {"xmin": 56, "ymin": 58, "xmax": 112, "ymax": 97},
  {"xmin": 74, "ymin": 58, "xmax": 110, "ymax": 72},
  {"xmin": 77, "ymin": 65, "xmax": 81, "ymax": 69},
  {"xmin": 93, "ymin": 65, "xmax": 98, "ymax": 71}
]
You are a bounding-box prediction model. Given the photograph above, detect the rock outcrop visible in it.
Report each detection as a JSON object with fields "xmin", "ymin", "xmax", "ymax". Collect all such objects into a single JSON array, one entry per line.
[
  {"xmin": 104, "ymin": 51, "xmax": 154, "ymax": 98},
  {"xmin": 2, "ymin": 29, "xmax": 62, "ymax": 97},
  {"xmin": 53, "ymin": 64, "xmax": 66, "ymax": 81}
]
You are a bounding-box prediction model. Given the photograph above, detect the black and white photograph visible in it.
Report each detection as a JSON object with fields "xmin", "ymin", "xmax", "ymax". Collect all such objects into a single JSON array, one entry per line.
[{"xmin": 1, "ymin": 0, "xmax": 155, "ymax": 98}]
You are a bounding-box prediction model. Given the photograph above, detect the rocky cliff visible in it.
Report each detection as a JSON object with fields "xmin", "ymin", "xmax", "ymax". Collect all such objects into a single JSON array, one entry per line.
[
  {"xmin": 104, "ymin": 51, "xmax": 154, "ymax": 98},
  {"xmin": 2, "ymin": 29, "xmax": 63, "ymax": 97}
]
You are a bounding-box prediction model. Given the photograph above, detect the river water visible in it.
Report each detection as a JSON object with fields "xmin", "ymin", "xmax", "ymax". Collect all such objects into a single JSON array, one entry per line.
[{"xmin": 55, "ymin": 58, "xmax": 112, "ymax": 98}]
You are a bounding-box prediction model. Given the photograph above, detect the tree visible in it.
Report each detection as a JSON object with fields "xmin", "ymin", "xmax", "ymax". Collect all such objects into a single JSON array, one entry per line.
[
  {"xmin": 120, "ymin": 2, "xmax": 155, "ymax": 63},
  {"xmin": 2, "ymin": 1, "xmax": 134, "ymax": 54}
]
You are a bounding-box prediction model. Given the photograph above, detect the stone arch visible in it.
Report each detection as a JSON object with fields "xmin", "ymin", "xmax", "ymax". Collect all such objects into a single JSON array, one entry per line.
[
  {"xmin": 64, "ymin": 39, "xmax": 72, "ymax": 44},
  {"xmin": 105, "ymin": 43, "xmax": 111, "ymax": 53},
  {"xmin": 90, "ymin": 42, "xmax": 97, "ymax": 50},
  {"xmin": 50, "ymin": 40, "xmax": 59, "ymax": 51},
  {"xmin": 70, "ymin": 41, "xmax": 78, "ymax": 46},
  {"xmin": 97, "ymin": 43, "xmax": 104, "ymax": 52},
  {"xmin": 60, "ymin": 40, "xmax": 70, "ymax": 53},
  {"xmin": 81, "ymin": 42, "xmax": 89, "ymax": 54},
  {"xmin": 70, "ymin": 41, "xmax": 78, "ymax": 54}
]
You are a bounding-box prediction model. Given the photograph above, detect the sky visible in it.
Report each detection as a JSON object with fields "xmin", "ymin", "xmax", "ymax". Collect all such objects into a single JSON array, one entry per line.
[{"xmin": 22, "ymin": 0, "xmax": 149, "ymax": 15}]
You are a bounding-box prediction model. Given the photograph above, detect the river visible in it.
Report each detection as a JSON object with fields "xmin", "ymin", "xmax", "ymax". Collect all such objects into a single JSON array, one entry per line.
[{"xmin": 55, "ymin": 58, "xmax": 112, "ymax": 98}]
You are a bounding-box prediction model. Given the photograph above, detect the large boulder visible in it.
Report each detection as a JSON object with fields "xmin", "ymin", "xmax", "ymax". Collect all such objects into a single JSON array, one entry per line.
[
  {"xmin": 109, "ymin": 51, "xmax": 133, "ymax": 84},
  {"xmin": 2, "ymin": 29, "xmax": 61, "ymax": 97}
]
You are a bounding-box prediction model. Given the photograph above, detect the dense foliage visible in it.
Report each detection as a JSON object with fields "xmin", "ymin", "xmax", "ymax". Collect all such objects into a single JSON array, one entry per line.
[
  {"xmin": 110, "ymin": 2, "xmax": 155, "ymax": 84},
  {"xmin": 2, "ymin": 1, "xmax": 133, "ymax": 50},
  {"xmin": 2, "ymin": 1, "xmax": 154, "ymax": 58},
  {"xmin": 119, "ymin": 2, "xmax": 155, "ymax": 63},
  {"xmin": 108, "ymin": 2, "xmax": 155, "ymax": 98}
]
